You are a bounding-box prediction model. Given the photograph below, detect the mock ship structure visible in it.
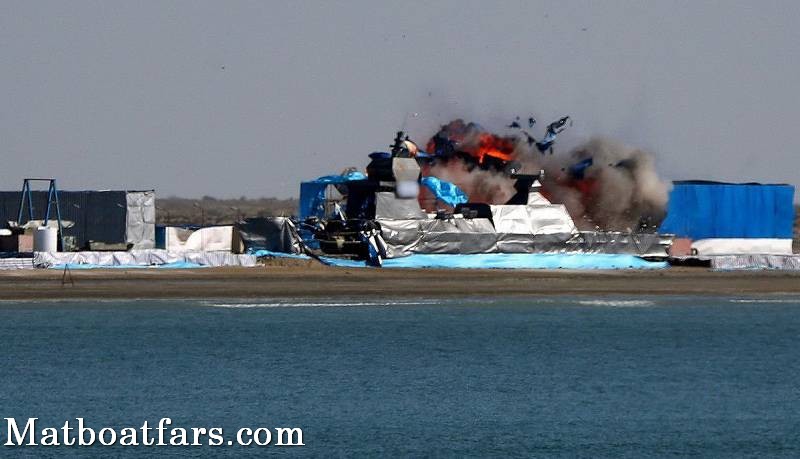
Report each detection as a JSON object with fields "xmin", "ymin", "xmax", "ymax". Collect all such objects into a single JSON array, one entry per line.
[{"xmin": 305, "ymin": 131, "xmax": 672, "ymax": 265}]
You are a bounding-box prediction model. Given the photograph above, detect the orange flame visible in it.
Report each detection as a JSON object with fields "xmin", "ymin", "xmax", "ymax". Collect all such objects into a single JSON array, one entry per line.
[
  {"xmin": 475, "ymin": 133, "xmax": 515, "ymax": 165},
  {"xmin": 425, "ymin": 120, "xmax": 517, "ymax": 167}
]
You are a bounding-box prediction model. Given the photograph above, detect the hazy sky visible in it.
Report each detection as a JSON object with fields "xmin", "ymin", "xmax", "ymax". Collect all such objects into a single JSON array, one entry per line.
[{"xmin": 2, "ymin": 1, "xmax": 799, "ymax": 198}]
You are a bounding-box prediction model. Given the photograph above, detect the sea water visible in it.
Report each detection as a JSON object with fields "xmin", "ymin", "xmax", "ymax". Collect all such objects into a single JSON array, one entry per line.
[{"xmin": 1, "ymin": 296, "xmax": 799, "ymax": 457}]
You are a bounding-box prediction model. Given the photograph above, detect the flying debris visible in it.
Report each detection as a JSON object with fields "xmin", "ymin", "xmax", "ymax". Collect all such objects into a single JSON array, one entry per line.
[
  {"xmin": 508, "ymin": 116, "xmax": 537, "ymax": 131},
  {"xmin": 536, "ymin": 116, "xmax": 571, "ymax": 154},
  {"xmin": 523, "ymin": 133, "xmax": 537, "ymax": 147},
  {"xmin": 506, "ymin": 116, "xmax": 521, "ymax": 129},
  {"xmin": 567, "ymin": 157, "xmax": 594, "ymax": 180},
  {"xmin": 505, "ymin": 115, "xmax": 538, "ymax": 148}
]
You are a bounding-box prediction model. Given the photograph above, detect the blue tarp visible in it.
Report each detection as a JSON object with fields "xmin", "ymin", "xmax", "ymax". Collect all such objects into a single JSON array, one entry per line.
[
  {"xmin": 659, "ymin": 181, "xmax": 795, "ymax": 239},
  {"xmin": 420, "ymin": 176, "xmax": 469, "ymax": 207},
  {"xmin": 299, "ymin": 171, "xmax": 367, "ymax": 220},
  {"xmin": 251, "ymin": 249, "xmax": 311, "ymax": 259},
  {"xmin": 319, "ymin": 253, "xmax": 667, "ymax": 270}
]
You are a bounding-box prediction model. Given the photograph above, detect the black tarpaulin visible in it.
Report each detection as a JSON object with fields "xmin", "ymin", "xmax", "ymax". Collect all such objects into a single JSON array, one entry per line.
[{"xmin": 236, "ymin": 217, "xmax": 302, "ymax": 254}]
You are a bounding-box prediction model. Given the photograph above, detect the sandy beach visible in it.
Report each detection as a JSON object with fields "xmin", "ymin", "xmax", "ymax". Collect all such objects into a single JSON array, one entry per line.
[{"xmin": 1, "ymin": 262, "xmax": 799, "ymax": 300}]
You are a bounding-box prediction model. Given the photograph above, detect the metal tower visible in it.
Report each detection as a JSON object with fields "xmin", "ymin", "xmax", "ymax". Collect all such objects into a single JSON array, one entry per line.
[{"xmin": 16, "ymin": 178, "xmax": 66, "ymax": 251}]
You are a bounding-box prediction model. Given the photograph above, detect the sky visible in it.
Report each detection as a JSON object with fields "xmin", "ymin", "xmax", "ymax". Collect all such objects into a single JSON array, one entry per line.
[{"xmin": 2, "ymin": 1, "xmax": 799, "ymax": 199}]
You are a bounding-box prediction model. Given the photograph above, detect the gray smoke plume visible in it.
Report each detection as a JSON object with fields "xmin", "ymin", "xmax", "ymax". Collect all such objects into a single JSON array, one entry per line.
[
  {"xmin": 423, "ymin": 120, "xmax": 669, "ymax": 231},
  {"xmin": 540, "ymin": 137, "xmax": 669, "ymax": 230},
  {"xmin": 427, "ymin": 160, "xmax": 517, "ymax": 205}
]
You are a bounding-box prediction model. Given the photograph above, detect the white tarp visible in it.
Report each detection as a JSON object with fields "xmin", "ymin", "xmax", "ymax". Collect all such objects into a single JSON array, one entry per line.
[
  {"xmin": 691, "ymin": 238, "xmax": 793, "ymax": 255},
  {"xmin": 526, "ymin": 192, "xmax": 551, "ymax": 205},
  {"xmin": 712, "ymin": 254, "xmax": 800, "ymax": 270},
  {"xmin": 165, "ymin": 226, "xmax": 241, "ymax": 252},
  {"xmin": 0, "ymin": 258, "xmax": 34, "ymax": 270},
  {"xmin": 377, "ymin": 217, "xmax": 497, "ymax": 258},
  {"xmin": 490, "ymin": 204, "xmax": 578, "ymax": 235},
  {"xmin": 375, "ymin": 192, "xmax": 427, "ymax": 220},
  {"xmin": 33, "ymin": 250, "xmax": 256, "ymax": 268},
  {"xmin": 374, "ymin": 189, "xmax": 670, "ymax": 258},
  {"xmin": 126, "ymin": 191, "xmax": 156, "ymax": 249}
]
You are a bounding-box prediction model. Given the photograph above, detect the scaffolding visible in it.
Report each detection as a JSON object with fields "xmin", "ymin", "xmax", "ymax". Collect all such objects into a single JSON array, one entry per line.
[{"xmin": 16, "ymin": 178, "xmax": 66, "ymax": 251}]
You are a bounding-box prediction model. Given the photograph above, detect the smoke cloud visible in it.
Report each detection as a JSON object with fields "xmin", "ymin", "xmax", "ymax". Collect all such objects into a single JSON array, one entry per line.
[{"xmin": 421, "ymin": 119, "xmax": 669, "ymax": 231}]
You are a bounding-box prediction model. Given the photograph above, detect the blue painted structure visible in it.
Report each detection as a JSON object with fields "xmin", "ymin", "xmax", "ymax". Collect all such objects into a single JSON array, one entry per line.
[{"xmin": 659, "ymin": 181, "xmax": 795, "ymax": 239}]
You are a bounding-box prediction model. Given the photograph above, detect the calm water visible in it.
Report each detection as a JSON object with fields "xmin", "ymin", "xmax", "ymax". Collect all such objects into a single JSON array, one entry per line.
[{"xmin": 1, "ymin": 296, "xmax": 800, "ymax": 457}]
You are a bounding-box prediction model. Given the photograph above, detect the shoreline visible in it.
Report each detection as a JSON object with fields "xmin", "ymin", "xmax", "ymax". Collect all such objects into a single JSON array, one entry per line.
[{"xmin": 1, "ymin": 265, "xmax": 799, "ymax": 300}]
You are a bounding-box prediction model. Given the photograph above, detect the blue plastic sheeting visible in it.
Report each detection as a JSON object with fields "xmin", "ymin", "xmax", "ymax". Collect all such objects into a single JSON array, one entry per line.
[
  {"xmin": 420, "ymin": 176, "xmax": 469, "ymax": 207},
  {"xmin": 659, "ymin": 181, "xmax": 795, "ymax": 239},
  {"xmin": 320, "ymin": 253, "xmax": 667, "ymax": 270},
  {"xmin": 318, "ymin": 257, "xmax": 367, "ymax": 268},
  {"xmin": 49, "ymin": 261, "xmax": 206, "ymax": 269},
  {"xmin": 251, "ymin": 249, "xmax": 311, "ymax": 259},
  {"xmin": 299, "ymin": 171, "xmax": 367, "ymax": 219}
]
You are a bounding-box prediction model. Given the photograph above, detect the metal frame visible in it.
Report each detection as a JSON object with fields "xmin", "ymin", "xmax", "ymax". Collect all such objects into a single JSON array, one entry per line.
[{"xmin": 16, "ymin": 178, "xmax": 66, "ymax": 251}]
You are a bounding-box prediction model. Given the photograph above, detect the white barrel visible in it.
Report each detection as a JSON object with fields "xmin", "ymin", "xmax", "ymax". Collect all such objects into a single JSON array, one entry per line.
[{"xmin": 33, "ymin": 227, "xmax": 58, "ymax": 252}]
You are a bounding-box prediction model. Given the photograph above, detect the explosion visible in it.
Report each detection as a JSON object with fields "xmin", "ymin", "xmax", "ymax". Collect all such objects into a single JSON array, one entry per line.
[{"xmin": 421, "ymin": 118, "xmax": 669, "ymax": 231}]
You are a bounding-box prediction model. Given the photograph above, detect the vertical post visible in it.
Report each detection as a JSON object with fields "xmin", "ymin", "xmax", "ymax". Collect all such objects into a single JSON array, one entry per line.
[
  {"xmin": 44, "ymin": 181, "xmax": 53, "ymax": 225},
  {"xmin": 17, "ymin": 179, "xmax": 34, "ymax": 224},
  {"xmin": 61, "ymin": 263, "xmax": 74, "ymax": 286},
  {"xmin": 16, "ymin": 180, "xmax": 25, "ymax": 224},
  {"xmin": 27, "ymin": 181, "xmax": 34, "ymax": 222},
  {"xmin": 51, "ymin": 180, "xmax": 66, "ymax": 251}
]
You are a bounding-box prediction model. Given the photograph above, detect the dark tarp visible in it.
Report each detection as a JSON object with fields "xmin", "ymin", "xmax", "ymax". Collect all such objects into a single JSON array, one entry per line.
[
  {"xmin": 236, "ymin": 217, "xmax": 302, "ymax": 254},
  {"xmin": 298, "ymin": 171, "xmax": 367, "ymax": 219},
  {"xmin": 0, "ymin": 190, "xmax": 155, "ymax": 250}
]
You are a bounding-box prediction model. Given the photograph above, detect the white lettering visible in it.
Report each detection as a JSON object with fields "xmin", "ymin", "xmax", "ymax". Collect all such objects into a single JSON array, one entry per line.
[
  {"xmin": 253, "ymin": 427, "xmax": 272, "ymax": 446},
  {"xmin": 237, "ymin": 427, "xmax": 252, "ymax": 446},
  {"xmin": 61, "ymin": 420, "xmax": 75, "ymax": 446},
  {"xmin": 141, "ymin": 421, "xmax": 154, "ymax": 446},
  {"xmin": 98, "ymin": 427, "xmax": 116, "ymax": 446},
  {"xmin": 156, "ymin": 418, "xmax": 170, "ymax": 446},
  {"xmin": 77, "ymin": 418, "xmax": 95, "ymax": 446},
  {"xmin": 275, "ymin": 427, "xmax": 304, "ymax": 446},
  {"xmin": 40, "ymin": 427, "xmax": 59, "ymax": 446},
  {"xmin": 208, "ymin": 427, "xmax": 224, "ymax": 446},
  {"xmin": 2, "ymin": 419, "xmax": 303, "ymax": 448},
  {"xmin": 170, "ymin": 427, "xmax": 188, "ymax": 446},
  {"xmin": 5, "ymin": 418, "xmax": 37, "ymax": 446},
  {"xmin": 5, "ymin": 417, "xmax": 37, "ymax": 446},
  {"xmin": 119, "ymin": 427, "xmax": 138, "ymax": 446},
  {"xmin": 191, "ymin": 427, "xmax": 206, "ymax": 446}
]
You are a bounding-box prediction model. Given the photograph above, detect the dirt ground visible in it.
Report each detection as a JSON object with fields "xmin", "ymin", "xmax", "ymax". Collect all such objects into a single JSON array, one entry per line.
[{"xmin": 1, "ymin": 263, "xmax": 799, "ymax": 301}]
